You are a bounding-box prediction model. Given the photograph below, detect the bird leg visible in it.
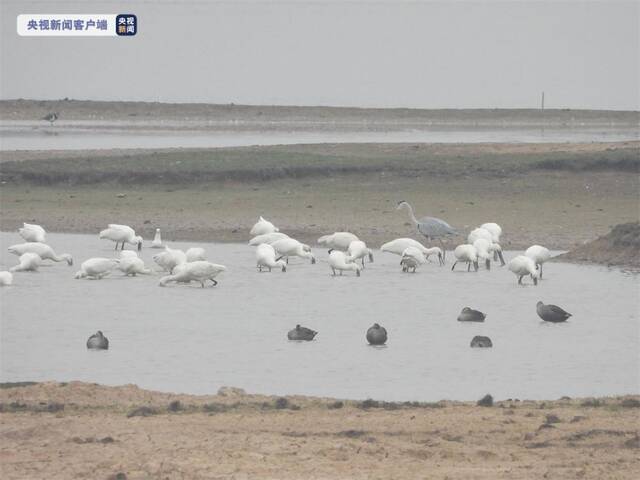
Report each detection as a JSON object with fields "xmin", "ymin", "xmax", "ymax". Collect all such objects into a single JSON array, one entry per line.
[
  {"xmin": 209, "ymin": 279, "xmax": 218, "ymax": 286},
  {"xmin": 467, "ymin": 262, "xmax": 471, "ymax": 272},
  {"xmin": 485, "ymin": 259, "xmax": 491, "ymax": 270},
  {"xmin": 451, "ymin": 261, "xmax": 457, "ymax": 271},
  {"xmin": 438, "ymin": 238, "xmax": 447, "ymax": 261},
  {"xmin": 518, "ymin": 275, "xmax": 523, "ymax": 285},
  {"xmin": 539, "ymin": 263, "xmax": 543, "ymax": 279}
]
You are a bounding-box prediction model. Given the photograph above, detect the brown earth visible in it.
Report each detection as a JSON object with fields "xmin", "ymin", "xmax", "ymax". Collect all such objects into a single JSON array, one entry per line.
[{"xmin": 0, "ymin": 382, "xmax": 639, "ymax": 480}]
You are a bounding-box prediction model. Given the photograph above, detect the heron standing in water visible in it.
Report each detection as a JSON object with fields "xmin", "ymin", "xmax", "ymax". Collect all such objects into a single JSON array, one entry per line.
[
  {"xmin": 396, "ymin": 200, "xmax": 457, "ymax": 259},
  {"xmin": 42, "ymin": 112, "xmax": 59, "ymax": 126}
]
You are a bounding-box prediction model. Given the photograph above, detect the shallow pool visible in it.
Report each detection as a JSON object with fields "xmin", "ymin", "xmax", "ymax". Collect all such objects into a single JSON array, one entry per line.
[{"xmin": 1, "ymin": 232, "xmax": 637, "ymax": 401}]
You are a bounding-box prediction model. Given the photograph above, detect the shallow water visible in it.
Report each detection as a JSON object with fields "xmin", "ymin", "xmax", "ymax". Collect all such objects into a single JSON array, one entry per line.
[
  {"xmin": 1, "ymin": 123, "xmax": 638, "ymax": 150},
  {"xmin": 1, "ymin": 232, "xmax": 638, "ymax": 401}
]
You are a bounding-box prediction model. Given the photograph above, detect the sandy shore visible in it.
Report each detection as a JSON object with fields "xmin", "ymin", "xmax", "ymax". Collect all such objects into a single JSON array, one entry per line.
[{"xmin": 0, "ymin": 382, "xmax": 638, "ymax": 479}]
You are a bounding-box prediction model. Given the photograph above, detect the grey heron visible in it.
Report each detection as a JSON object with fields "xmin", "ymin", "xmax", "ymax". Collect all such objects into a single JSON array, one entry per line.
[
  {"xmin": 397, "ymin": 200, "xmax": 457, "ymax": 258},
  {"xmin": 42, "ymin": 112, "xmax": 59, "ymax": 126}
]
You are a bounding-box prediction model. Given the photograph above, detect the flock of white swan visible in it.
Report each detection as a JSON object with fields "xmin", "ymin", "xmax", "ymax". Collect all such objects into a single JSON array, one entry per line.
[{"xmin": 0, "ymin": 202, "xmax": 552, "ymax": 289}]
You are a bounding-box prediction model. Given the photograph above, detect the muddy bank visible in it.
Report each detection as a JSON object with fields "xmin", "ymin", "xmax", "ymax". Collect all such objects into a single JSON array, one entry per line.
[
  {"xmin": 556, "ymin": 222, "xmax": 640, "ymax": 268},
  {"xmin": 0, "ymin": 382, "xmax": 638, "ymax": 479}
]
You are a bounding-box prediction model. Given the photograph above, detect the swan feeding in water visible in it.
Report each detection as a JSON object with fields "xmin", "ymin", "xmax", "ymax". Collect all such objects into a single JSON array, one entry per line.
[
  {"xmin": 75, "ymin": 258, "xmax": 119, "ymax": 279},
  {"xmin": 159, "ymin": 261, "xmax": 226, "ymax": 288},
  {"xmin": 8, "ymin": 242, "xmax": 73, "ymax": 266}
]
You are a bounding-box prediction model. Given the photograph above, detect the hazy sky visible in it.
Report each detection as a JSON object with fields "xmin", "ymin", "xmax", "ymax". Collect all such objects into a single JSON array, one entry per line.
[{"xmin": 1, "ymin": 0, "xmax": 638, "ymax": 109}]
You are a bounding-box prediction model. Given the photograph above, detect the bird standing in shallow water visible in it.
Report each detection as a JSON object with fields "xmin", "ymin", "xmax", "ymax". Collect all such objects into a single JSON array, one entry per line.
[
  {"xmin": 396, "ymin": 201, "xmax": 457, "ymax": 259},
  {"xmin": 42, "ymin": 112, "xmax": 58, "ymax": 126},
  {"xmin": 536, "ymin": 301, "xmax": 572, "ymax": 323}
]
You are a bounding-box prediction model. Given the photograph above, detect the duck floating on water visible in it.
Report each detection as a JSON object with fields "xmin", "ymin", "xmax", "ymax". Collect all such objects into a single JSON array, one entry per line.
[
  {"xmin": 287, "ymin": 325, "xmax": 317, "ymax": 341},
  {"xmin": 366, "ymin": 323, "xmax": 388, "ymax": 345},
  {"xmin": 536, "ymin": 301, "xmax": 572, "ymax": 323},
  {"xmin": 87, "ymin": 331, "xmax": 109, "ymax": 350}
]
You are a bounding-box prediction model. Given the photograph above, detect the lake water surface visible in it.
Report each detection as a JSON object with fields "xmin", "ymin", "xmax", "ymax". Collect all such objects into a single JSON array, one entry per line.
[{"xmin": 0, "ymin": 232, "xmax": 638, "ymax": 401}]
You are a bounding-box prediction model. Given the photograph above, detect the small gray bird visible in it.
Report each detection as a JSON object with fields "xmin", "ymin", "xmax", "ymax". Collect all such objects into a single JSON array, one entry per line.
[
  {"xmin": 366, "ymin": 323, "xmax": 388, "ymax": 345},
  {"xmin": 536, "ymin": 301, "xmax": 572, "ymax": 323},
  {"xmin": 457, "ymin": 307, "xmax": 486, "ymax": 322},
  {"xmin": 287, "ymin": 324, "xmax": 317, "ymax": 341},
  {"xmin": 86, "ymin": 331, "xmax": 109, "ymax": 350}
]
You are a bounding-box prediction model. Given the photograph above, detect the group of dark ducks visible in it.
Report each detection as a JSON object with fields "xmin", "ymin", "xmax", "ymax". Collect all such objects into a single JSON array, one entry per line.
[{"xmin": 86, "ymin": 301, "xmax": 570, "ymax": 351}]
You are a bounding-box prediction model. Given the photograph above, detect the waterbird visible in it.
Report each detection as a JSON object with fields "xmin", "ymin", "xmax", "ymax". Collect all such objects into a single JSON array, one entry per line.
[
  {"xmin": 508, "ymin": 255, "xmax": 539, "ymax": 285},
  {"xmin": 8, "ymin": 242, "xmax": 73, "ymax": 265},
  {"xmin": 250, "ymin": 216, "xmax": 279, "ymax": 236},
  {"xmin": 256, "ymin": 243, "xmax": 287, "ymax": 272},
  {"xmin": 317, "ymin": 232, "xmax": 359, "ymax": 251},
  {"xmin": 18, "ymin": 223, "xmax": 46, "ymax": 243},
  {"xmin": 272, "ymin": 238, "xmax": 316, "ymax": 264},
  {"xmin": 87, "ymin": 331, "xmax": 109, "ymax": 350},
  {"xmin": 75, "ymin": 258, "xmax": 119, "ymax": 279},
  {"xmin": 480, "ymin": 223, "xmax": 503, "ymax": 243},
  {"xmin": 99, "ymin": 224, "xmax": 143, "ymax": 251},
  {"xmin": 457, "ymin": 307, "xmax": 486, "ymax": 322},
  {"xmin": 380, "ymin": 238, "xmax": 443, "ymax": 265},
  {"xmin": 470, "ymin": 336, "xmax": 493, "ymax": 348},
  {"xmin": 248, "ymin": 232, "xmax": 289, "ymax": 246},
  {"xmin": 10, "ymin": 252, "xmax": 42, "ymax": 272},
  {"xmin": 366, "ymin": 323, "xmax": 388, "ymax": 345},
  {"xmin": 536, "ymin": 301, "xmax": 572, "ymax": 323},
  {"xmin": 151, "ymin": 228, "xmax": 164, "ymax": 248},
  {"xmin": 400, "ymin": 246, "xmax": 426, "ymax": 273},
  {"xmin": 525, "ymin": 245, "xmax": 551, "ymax": 279},
  {"xmin": 186, "ymin": 247, "xmax": 206, "ymax": 262},
  {"xmin": 467, "ymin": 227, "xmax": 493, "ymax": 245},
  {"xmin": 116, "ymin": 256, "xmax": 152, "ymax": 276},
  {"xmin": 159, "ymin": 261, "xmax": 226, "ymax": 287},
  {"xmin": 472, "ymin": 238, "xmax": 505, "ymax": 269},
  {"xmin": 42, "ymin": 112, "xmax": 58, "ymax": 126},
  {"xmin": 328, "ymin": 249, "xmax": 361, "ymax": 276},
  {"xmin": 153, "ymin": 246, "xmax": 187, "ymax": 273},
  {"xmin": 396, "ymin": 201, "xmax": 457, "ymax": 257},
  {"xmin": 346, "ymin": 240, "xmax": 374, "ymax": 268},
  {"xmin": 287, "ymin": 325, "xmax": 317, "ymax": 341},
  {"xmin": 451, "ymin": 244, "xmax": 479, "ymax": 272},
  {"xmin": 0, "ymin": 271, "xmax": 13, "ymax": 286}
]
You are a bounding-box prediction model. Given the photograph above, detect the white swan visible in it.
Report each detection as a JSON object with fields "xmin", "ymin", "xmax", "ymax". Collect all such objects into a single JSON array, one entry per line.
[
  {"xmin": 525, "ymin": 245, "xmax": 551, "ymax": 278},
  {"xmin": 186, "ymin": 247, "xmax": 206, "ymax": 262},
  {"xmin": 346, "ymin": 240, "xmax": 374, "ymax": 268},
  {"xmin": 400, "ymin": 246, "xmax": 427, "ymax": 273},
  {"xmin": 250, "ymin": 216, "xmax": 279, "ymax": 236},
  {"xmin": 159, "ymin": 261, "xmax": 226, "ymax": 288},
  {"xmin": 271, "ymin": 238, "xmax": 316, "ymax": 264},
  {"xmin": 75, "ymin": 258, "xmax": 119, "ymax": 279},
  {"xmin": 119, "ymin": 250, "xmax": 138, "ymax": 259},
  {"xmin": 480, "ymin": 223, "xmax": 503, "ymax": 243},
  {"xmin": 256, "ymin": 243, "xmax": 287, "ymax": 272},
  {"xmin": 248, "ymin": 232, "xmax": 289, "ymax": 246},
  {"xmin": 328, "ymin": 250, "xmax": 361, "ymax": 276},
  {"xmin": 467, "ymin": 227, "xmax": 493, "ymax": 244},
  {"xmin": 472, "ymin": 238, "xmax": 505, "ymax": 269},
  {"xmin": 18, "ymin": 223, "xmax": 46, "ymax": 243},
  {"xmin": 152, "ymin": 246, "xmax": 187, "ymax": 273},
  {"xmin": 508, "ymin": 255, "xmax": 539, "ymax": 285},
  {"xmin": 151, "ymin": 228, "xmax": 163, "ymax": 248},
  {"xmin": 0, "ymin": 271, "xmax": 13, "ymax": 286},
  {"xmin": 99, "ymin": 224, "xmax": 143, "ymax": 251},
  {"xmin": 451, "ymin": 244, "xmax": 479, "ymax": 272},
  {"xmin": 380, "ymin": 238, "xmax": 443, "ymax": 265},
  {"xmin": 8, "ymin": 242, "xmax": 73, "ymax": 266},
  {"xmin": 10, "ymin": 252, "xmax": 42, "ymax": 272},
  {"xmin": 317, "ymin": 232, "xmax": 359, "ymax": 251},
  {"xmin": 117, "ymin": 256, "xmax": 151, "ymax": 276}
]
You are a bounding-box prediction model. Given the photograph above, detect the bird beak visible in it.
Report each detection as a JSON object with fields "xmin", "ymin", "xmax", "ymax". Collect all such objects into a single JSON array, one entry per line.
[
  {"xmin": 438, "ymin": 253, "xmax": 444, "ymax": 266},
  {"xmin": 281, "ymin": 265, "xmax": 286, "ymax": 273},
  {"xmin": 498, "ymin": 250, "xmax": 505, "ymax": 266}
]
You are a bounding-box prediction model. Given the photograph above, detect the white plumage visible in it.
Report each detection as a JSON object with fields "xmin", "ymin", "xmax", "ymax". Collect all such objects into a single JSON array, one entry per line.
[
  {"xmin": 153, "ymin": 246, "xmax": 187, "ymax": 273},
  {"xmin": 186, "ymin": 247, "xmax": 207, "ymax": 262},
  {"xmin": 472, "ymin": 238, "xmax": 505, "ymax": 269},
  {"xmin": 10, "ymin": 253, "xmax": 42, "ymax": 272},
  {"xmin": 467, "ymin": 227, "xmax": 493, "ymax": 245},
  {"xmin": 451, "ymin": 244, "xmax": 479, "ymax": 272},
  {"xmin": 480, "ymin": 223, "xmax": 503, "ymax": 243},
  {"xmin": 248, "ymin": 232, "xmax": 289, "ymax": 246},
  {"xmin": 328, "ymin": 250, "xmax": 361, "ymax": 276},
  {"xmin": 250, "ymin": 216, "xmax": 279, "ymax": 236},
  {"xmin": 317, "ymin": 232, "xmax": 359, "ymax": 251},
  {"xmin": 271, "ymin": 238, "xmax": 316, "ymax": 264},
  {"xmin": 99, "ymin": 224, "xmax": 143, "ymax": 251},
  {"xmin": 151, "ymin": 228, "xmax": 163, "ymax": 248},
  {"xmin": 508, "ymin": 255, "xmax": 539, "ymax": 285},
  {"xmin": 18, "ymin": 223, "xmax": 46, "ymax": 243},
  {"xmin": 346, "ymin": 240, "xmax": 374, "ymax": 268},
  {"xmin": 0, "ymin": 271, "xmax": 13, "ymax": 286},
  {"xmin": 117, "ymin": 256, "xmax": 151, "ymax": 276},
  {"xmin": 400, "ymin": 246, "xmax": 426, "ymax": 273},
  {"xmin": 75, "ymin": 258, "xmax": 119, "ymax": 279},
  {"xmin": 8, "ymin": 242, "xmax": 73, "ymax": 266},
  {"xmin": 525, "ymin": 245, "xmax": 551, "ymax": 278},
  {"xmin": 159, "ymin": 261, "xmax": 226, "ymax": 287},
  {"xmin": 256, "ymin": 243, "xmax": 287, "ymax": 272}
]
